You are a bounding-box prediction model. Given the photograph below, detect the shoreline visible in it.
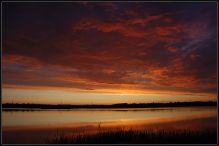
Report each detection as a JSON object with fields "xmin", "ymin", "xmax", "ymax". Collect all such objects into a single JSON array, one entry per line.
[{"xmin": 2, "ymin": 101, "xmax": 217, "ymax": 110}]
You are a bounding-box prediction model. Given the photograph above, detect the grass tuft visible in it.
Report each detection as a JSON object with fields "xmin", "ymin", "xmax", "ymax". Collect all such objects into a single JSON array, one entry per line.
[{"xmin": 47, "ymin": 128, "xmax": 217, "ymax": 144}]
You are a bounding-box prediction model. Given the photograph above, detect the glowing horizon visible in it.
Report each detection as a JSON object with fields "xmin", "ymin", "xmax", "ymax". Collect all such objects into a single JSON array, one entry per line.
[{"xmin": 2, "ymin": 2, "xmax": 217, "ymax": 104}]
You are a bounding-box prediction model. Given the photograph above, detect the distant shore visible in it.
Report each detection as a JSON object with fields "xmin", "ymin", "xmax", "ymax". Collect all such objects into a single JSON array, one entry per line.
[{"xmin": 2, "ymin": 101, "xmax": 217, "ymax": 110}]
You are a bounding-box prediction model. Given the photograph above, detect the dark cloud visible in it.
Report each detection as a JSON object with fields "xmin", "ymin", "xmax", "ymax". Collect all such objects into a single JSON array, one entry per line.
[{"xmin": 2, "ymin": 2, "xmax": 217, "ymax": 96}]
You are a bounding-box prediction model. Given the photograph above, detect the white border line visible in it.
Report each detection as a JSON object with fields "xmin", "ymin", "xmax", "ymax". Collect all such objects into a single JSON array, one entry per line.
[
  {"xmin": 1, "ymin": 1, "xmax": 2, "ymax": 145},
  {"xmin": 1, "ymin": 1, "xmax": 219, "ymax": 2},
  {"xmin": 1, "ymin": 1, "xmax": 218, "ymax": 145},
  {"xmin": 216, "ymin": 1, "xmax": 218, "ymax": 145}
]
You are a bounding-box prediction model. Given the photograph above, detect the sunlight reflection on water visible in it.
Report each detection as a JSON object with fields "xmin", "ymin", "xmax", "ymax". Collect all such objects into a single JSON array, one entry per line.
[
  {"xmin": 2, "ymin": 106, "xmax": 216, "ymax": 126},
  {"xmin": 2, "ymin": 106, "xmax": 217, "ymax": 144}
]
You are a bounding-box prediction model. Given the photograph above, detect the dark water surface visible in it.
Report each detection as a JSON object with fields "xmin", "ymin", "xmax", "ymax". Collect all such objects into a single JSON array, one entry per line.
[{"xmin": 2, "ymin": 106, "xmax": 217, "ymax": 144}]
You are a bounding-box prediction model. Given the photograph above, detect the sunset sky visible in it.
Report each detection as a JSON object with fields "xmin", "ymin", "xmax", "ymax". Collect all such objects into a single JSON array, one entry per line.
[{"xmin": 2, "ymin": 2, "xmax": 217, "ymax": 104}]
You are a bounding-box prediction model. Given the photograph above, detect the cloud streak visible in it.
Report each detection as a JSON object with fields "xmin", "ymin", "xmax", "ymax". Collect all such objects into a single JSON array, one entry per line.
[{"xmin": 2, "ymin": 2, "xmax": 217, "ymax": 98}]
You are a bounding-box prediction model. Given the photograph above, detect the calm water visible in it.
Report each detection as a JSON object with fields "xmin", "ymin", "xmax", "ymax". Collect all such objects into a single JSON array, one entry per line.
[
  {"xmin": 2, "ymin": 106, "xmax": 217, "ymax": 144},
  {"xmin": 2, "ymin": 106, "xmax": 216, "ymax": 126}
]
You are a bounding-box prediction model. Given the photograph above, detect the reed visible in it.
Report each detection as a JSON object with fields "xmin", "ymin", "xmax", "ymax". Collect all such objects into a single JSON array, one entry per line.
[{"xmin": 47, "ymin": 128, "xmax": 217, "ymax": 144}]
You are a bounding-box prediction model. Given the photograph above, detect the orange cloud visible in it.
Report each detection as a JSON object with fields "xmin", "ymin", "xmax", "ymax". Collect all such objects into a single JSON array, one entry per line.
[{"xmin": 2, "ymin": 2, "xmax": 217, "ymax": 100}]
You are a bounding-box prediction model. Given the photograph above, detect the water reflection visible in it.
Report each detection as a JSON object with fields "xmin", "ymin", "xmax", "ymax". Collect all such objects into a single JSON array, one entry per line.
[
  {"xmin": 2, "ymin": 107, "xmax": 216, "ymax": 126},
  {"xmin": 2, "ymin": 106, "xmax": 217, "ymax": 144}
]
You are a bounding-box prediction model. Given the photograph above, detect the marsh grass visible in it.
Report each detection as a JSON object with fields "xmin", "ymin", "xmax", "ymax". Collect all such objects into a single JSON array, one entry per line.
[{"xmin": 47, "ymin": 127, "xmax": 217, "ymax": 144}]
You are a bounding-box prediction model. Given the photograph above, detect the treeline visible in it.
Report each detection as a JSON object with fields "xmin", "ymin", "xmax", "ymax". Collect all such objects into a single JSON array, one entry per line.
[{"xmin": 2, "ymin": 101, "xmax": 217, "ymax": 109}]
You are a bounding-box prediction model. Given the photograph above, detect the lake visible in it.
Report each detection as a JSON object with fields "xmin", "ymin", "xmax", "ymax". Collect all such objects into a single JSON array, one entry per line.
[{"xmin": 2, "ymin": 106, "xmax": 217, "ymax": 144}]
